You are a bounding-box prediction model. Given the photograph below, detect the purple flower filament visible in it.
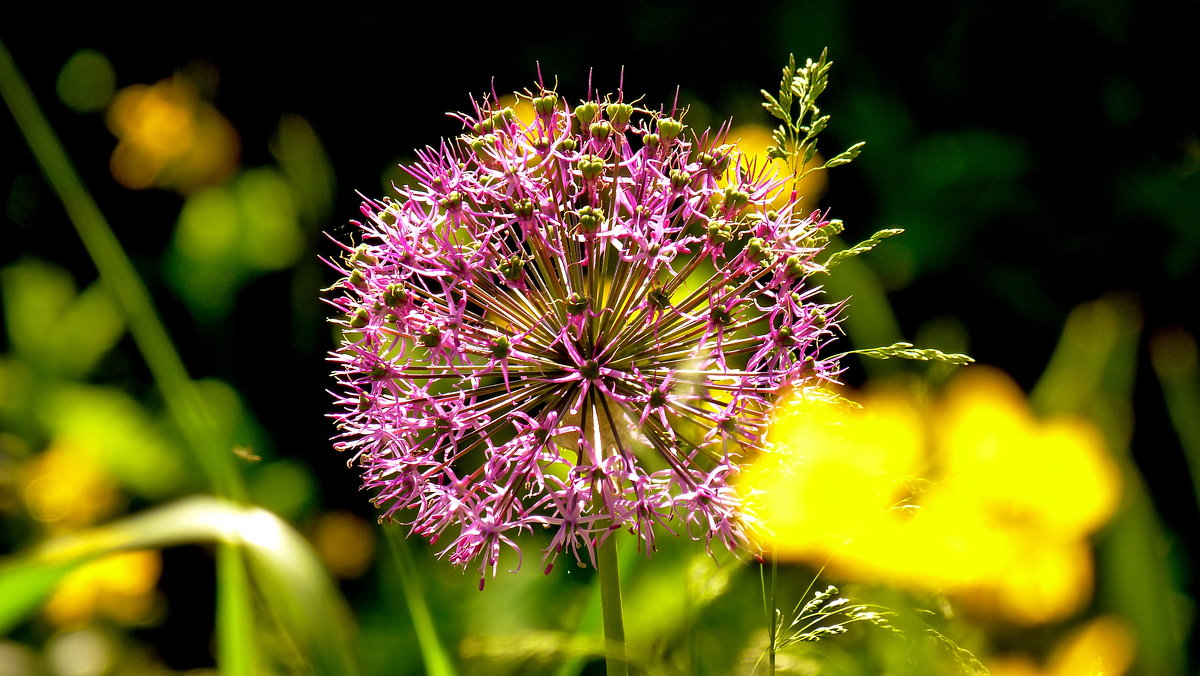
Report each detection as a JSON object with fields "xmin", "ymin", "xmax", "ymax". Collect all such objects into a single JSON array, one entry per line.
[{"xmin": 327, "ymin": 85, "xmax": 842, "ymax": 586}]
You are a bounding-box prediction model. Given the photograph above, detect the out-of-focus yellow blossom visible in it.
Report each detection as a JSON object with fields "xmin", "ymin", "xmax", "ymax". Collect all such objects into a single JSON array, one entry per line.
[
  {"xmin": 723, "ymin": 124, "xmax": 827, "ymax": 209},
  {"xmin": 742, "ymin": 367, "xmax": 1122, "ymax": 624},
  {"xmin": 990, "ymin": 615, "xmax": 1135, "ymax": 675},
  {"xmin": 312, "ymin": 510, "xmax": 377, "ymax": 579},
  {"xmin": 106, "ymin": 77, "xmax": 239, "ymax": 192},
  {"xmin": 43, "ymin": 550, "xmax": 162, "ymax": 629},
  {"xmin": 23, "ymin": 441, "xmax": 118, "ymax": 532}
]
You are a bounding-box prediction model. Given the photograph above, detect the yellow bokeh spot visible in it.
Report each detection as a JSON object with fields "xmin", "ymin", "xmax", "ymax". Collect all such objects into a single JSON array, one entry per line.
[
  {"xmin": 312, "ymin": 510, "xmax": 377, "ymax": 579},
  {"xmin": 744, "ymin": 367, "xmax": 1122, "ymax": 624},
  {"xmin": 23, "ymin": 442, "xmax": 118, "ymax": 531},
  {"xmin": 107, "ymin": 77, "xmax": 239, "ymax": 193},
  {"xmin": 990, "ymin": 615, "xmax": 1135, "ymax": 675},
  {"xmin": 44, "ymin": 550, "xmax": 162, "ymax": 629},
  {"xmin": 723, "ymin": 124, "xmax": 827, "ymax": 209}
]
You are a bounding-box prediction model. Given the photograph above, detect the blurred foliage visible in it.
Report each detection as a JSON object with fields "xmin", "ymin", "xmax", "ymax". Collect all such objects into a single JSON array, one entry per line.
[{"xmin": 3, "ymin": 1, "xmax": 1199, "ymax": 674}]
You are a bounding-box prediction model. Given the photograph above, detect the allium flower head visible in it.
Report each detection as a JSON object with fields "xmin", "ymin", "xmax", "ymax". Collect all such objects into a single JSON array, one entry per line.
[{"xmin": 327, "ymin": 77, "xmax": 844, "ymax": 585}]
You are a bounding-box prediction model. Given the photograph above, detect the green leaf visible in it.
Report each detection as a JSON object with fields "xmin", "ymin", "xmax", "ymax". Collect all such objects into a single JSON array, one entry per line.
[
  {"xmin": 0, "ymin": 497, "xmax": 359, "ymax": 674},
  {"xmin": 0, "ymin": 558, "xmax": 83, "ymax": 634}
]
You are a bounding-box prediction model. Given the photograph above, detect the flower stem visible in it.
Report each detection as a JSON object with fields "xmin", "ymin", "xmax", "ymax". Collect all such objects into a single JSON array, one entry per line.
[
  {"xmin": 590, "ymin": 403, "xmax": 628, "ymax": 676},
  {"xmin": 597, "ymin": 529, "xmax": 628, "ymax": 676}
]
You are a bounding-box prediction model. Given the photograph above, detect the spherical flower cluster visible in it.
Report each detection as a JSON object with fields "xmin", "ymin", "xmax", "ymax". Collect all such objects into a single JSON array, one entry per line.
[{"xmin": 326, "ymin": 81, "xmax": 844, "ymax": 585}]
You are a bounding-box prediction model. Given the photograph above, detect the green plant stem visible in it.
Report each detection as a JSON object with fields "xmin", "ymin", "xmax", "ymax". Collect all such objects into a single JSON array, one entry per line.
[
  {"xmin": 760, "ymin": 555, "xmax": 777, "ymax": 674},
  {"xmin": 217, "ymin": 541, "xmax": 254, "ymax": 676},
  {"xmin": 597, "ymin": 530, "xmax": 628, "ymax": 676},
  {"xmin": 384, "ymin": 527, "xmax": 457, "ymax": 676}
]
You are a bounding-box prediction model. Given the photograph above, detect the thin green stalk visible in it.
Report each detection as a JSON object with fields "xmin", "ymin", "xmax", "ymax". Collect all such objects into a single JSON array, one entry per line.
[
  {"xmin": 217, "ymin": 542, "xmax": 255, "ymax": 676},
  {"xmin": 384, "ymin": 527, "xmax": 457, "ymax": 676},
  {"xmin": 759, "ymin": 555, "xmax": 777, "ymax": 674},
  {"xmin": 597, "ymin": 530, "xmax": 628, "ymax": 676}
]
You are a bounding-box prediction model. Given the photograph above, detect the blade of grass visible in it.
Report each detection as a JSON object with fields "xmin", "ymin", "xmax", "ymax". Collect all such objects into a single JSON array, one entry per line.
[
  {"xmin": 1150, "ymin": 328, "xmax": 1200, "ymax": 509},
  {"xmin": 218, "ymin": 542, "xmax": 256, "ymax": 676},
  {"xmin": 0, "ymin": 558, "xmax": 82, "ymax": 634},
  {"xmin": 383, "ymin": 526, "xmax": 458, "ymax": 676}
]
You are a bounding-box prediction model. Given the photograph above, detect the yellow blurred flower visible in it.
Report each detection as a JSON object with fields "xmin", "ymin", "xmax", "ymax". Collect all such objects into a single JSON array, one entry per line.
[
  {"xmin": 722, "ymin": 124, "xmax": 827, "ymax": 209},
  {"xmin": 990, "ymin": 615, "xmax": 1135, "ymax": 675},
  {"xmin": 23, "ymin": 441, "xmax": 119, "ymax": 532},
  {"xmin": 742, "ymin": 367, "xmax": 1122, "ymax": 624},
  {"xmin": 43, "ymin": 550, "xmax": 162, "ymax": 629},
  {"xmin": 106, "ymin": 76, "xmax": 239, "ymax": 192}
]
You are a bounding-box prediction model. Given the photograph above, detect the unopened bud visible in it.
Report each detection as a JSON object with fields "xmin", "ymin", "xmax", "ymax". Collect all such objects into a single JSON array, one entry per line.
[
  {"xmin": 573, "ymin": 102, "xmax": 599, "ymax": 127},
  {"xmin": 657, "ymin": 117, "xmax": 684, "ymax": 142},
  {"xmin": 533, "ymin": 93, "xmax": 559, "ymax": 117}
]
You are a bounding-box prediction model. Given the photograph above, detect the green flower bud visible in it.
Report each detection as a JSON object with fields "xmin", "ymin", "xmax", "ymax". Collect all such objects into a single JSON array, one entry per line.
[
  {"xmin": 512, "ymin": 198, "xmax": 535, "ymax": 219},
  {"xmin": 589, "ymin": 120, "xmax": 612, "ymax": 140},
  {"xmin": 440, "ymin": 191, "xmax": 464, "ymax": 211},
  {"xmin": 670, "ymin": 169, "xmax": 691, "ymax": 191},
  {"xmin": 776, "ymin": 325, "xmax": 795, "ymax": 346},
  {"xmin": 578, "ymin": 155, "xmax": 606, "ymax": 181},
  {"xmin": 533, "ymin": 93, "xmax": 558, "ymax": 117},
  {"xmin": 491, "ymin": 334, "xmax": 512, "ymax": 359},
  {"xmin": 577, "ymin": 206, "xmax": 603, "ymax": 233},
  {"xmin": 643, "ymin": 133, "xmax": 660, "ymax": 149},
  {"xmin": 349, "ymin": 307, "xmax": 370, "ymax": 328},
  {"xmin": 747, "ymin": 237, "xmax": 769, "ymax": 262},
  {"xmin": 707, "ymin": 220, "xmax": 732, "ymax": 244},
  {"xmin": 710, "ymin": 305, "xmax": 734, "ymax": 326},
  {"xmin": 350, "ymin": 244, "xmax": 376, "ymax": 266},
  {"xmin": 813, "ymin": 308, "xmax": 827, "ymax": 329},
  {"xmin": 573, "ymin": 102, "xmax": 599, "ymax": 127},
  {"xmin": 419, "ymin": 325, "xmax": 442, "ymax": 348},
  {"xmin": 648, "ymin": 287, "xmax": 672, "ymax": 310},
  {"xmin": 649, "ymin": 388, "xmax": 668, "ymax": 408},
  {"xmin": 566, "ymin": 292, "xmax": 590, "ymax": 315},
  {"xmin": 558, "ymin": 138, "xmax": 578, "ymax": 153},
  {"xmin": 606, "ymin": 102, "xmax": 634, "ymax": 128},
  {"xmin": 499, "ymin": 255, "xmax": 524, "ymax": 281},
  {"xmin": 657, "ymin": 117, "xmax": 684, "ymax": 142},
  {"xmin": 472, "ymin": 117, "xmax": 494, "ymax": 134},
  {"xmin": 784, "ymin": 254, "xmax": 806, "ymax": 278},
  {"xmin": 348, "ymin": 269, "xmax": 367, "ymax": 288},
  {"xmin": 383, "ymin": 283, "xmax": 409, "ymax": 307},
  {"xmin": 723, "ymin": 186, "xmax": 751, "ymax": 211}
]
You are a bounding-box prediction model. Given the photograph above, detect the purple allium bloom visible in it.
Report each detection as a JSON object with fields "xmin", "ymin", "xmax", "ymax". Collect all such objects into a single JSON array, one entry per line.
[{"xmin": 327, "ymin": 80, "xmax": 843, "ymax": 586}]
